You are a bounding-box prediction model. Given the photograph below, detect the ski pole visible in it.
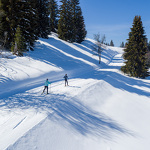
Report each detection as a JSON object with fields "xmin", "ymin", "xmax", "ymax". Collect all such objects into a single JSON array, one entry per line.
[{"xmin": 50, "ymin": 83, "xmax": 51, "ymax": 93}]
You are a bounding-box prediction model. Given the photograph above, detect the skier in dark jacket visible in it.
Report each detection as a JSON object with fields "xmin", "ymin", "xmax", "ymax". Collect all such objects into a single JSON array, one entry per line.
[
  {"xmin": 42, "ymin": 79, "xmax": 51, "ymax": 94},
  {"xmin": 63, "ymin": 74, "xmax": 68, "ymax": 86}
]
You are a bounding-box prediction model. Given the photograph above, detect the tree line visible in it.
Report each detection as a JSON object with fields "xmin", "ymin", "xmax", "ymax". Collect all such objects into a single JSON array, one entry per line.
[
  {"xmin": 0, "ymin": 0, "xmax": 86, "ymax": 56},
  {"xmin": 93, "ymin": 16, "xmax": 149, "ymax": 78}
]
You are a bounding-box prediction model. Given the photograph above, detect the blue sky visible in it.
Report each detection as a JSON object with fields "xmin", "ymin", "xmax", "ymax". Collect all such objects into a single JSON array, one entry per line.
[
  {"xmin": 57, "ymin": 0, "xmax": 150, "ymax": 47},
  {"xmin": 79, "ymin": 0, "xmax": 150, "ymax": 46}
]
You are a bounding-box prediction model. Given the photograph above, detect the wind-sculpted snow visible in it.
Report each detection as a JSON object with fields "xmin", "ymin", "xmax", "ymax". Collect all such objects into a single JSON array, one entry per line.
[
  {"xmin": 0, "ymin": 35, "xmax": 150, "ymax": 150},
  {"xmin": 2, "ymin": 87, "xmax": 129, "ymax": 138}
]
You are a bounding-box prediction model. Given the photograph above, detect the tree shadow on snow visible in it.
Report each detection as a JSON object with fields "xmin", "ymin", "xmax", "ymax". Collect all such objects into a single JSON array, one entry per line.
[
  {"xmin": 49, "ymin": 97, "xmax": 131, "ymax": 139},
  {"xmin": 1, "ymin": 91, "xmax": 132, "ymax": 139},
  {"xmin": 85, "ymin": 70, "xmax": 150, "ymax": 97}
]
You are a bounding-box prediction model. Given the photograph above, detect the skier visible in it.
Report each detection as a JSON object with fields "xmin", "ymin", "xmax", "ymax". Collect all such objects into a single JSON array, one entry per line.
[
  {"xmin": 42, "ymin": 79, "xmax": 51, "ymax": 94},
  {"xmin": 63, "ymin": 74, "xmax": 68, "ymax": 86}
]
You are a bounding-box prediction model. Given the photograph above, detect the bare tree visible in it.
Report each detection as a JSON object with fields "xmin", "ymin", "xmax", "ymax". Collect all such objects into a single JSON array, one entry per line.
[{"xmin": 93, "ymin": 33, "xmax": 103, "ymax": 64}]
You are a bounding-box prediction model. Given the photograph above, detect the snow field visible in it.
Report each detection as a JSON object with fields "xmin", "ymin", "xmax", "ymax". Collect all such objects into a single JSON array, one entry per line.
[{"xmin": 0, "ymin": 35, "xmax": 150, "ymax": 150}]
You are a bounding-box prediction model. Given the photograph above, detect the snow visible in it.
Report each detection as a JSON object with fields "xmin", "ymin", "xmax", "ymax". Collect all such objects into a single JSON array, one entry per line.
[{"xmin": 0, "ymin": 34, "xmax": 150, "ymax": 150}]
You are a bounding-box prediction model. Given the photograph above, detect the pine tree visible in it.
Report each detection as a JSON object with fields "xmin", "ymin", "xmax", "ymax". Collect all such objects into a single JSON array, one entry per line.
[
  {"xmin": 58, "ymin": 0, "xmax": 86, "ymax": 43},
  {"xmin": 75, "ymin": 8, "xmax": 87, "ymax": 43},
  {"xmin": 11, "ymin": 26, "xmax": 26, "ymax": 56},
  {"xmin": 66, "ymin": 0, "xmax": 73, "ymax": 41},
  {"xmin": 110, "ymin": 40, "xmax": 114, "ymax": 46},
  {"xmin": 0, "ymin": 1, "xmax": 5, "ymax": 42},
  {"xmin": 0, "ymin": 0, "xmax": 20, "ymax": 48},
  {"xmin": 58, "ymin": 0, "xmax": 70, "ymax": 41},
  {"xmin": 121, "ymin": 16, "xmax": 149, "ymax": 78},
  {"xmin": 69, "ymin": 0, "xmax": 86, "ymax": 43},
  {"xmin": 69, "ymin": 0, "xmax": 79, "ymax": 42},
  {"xmin": 120, "ymin": 42, "xmax": 125, "ymax": 48},
  {"xmin": 0, "ymin": 0, "xmax": 51, "ymax": 51},
  {"xmin": 146, "ymin": 51, "xmax": 150, "ymax": 67},
  {"xmin": 36, "ymin": 0, "xmax": 51, "ymax": 38},
  {"xmin": 0, "ymin": 2, "xmax": 8, "ymax": 49},
  {"xmin": 147, "ymin": 41, "xmax": 150, "ymax": 51},
  {"xmin": 22, "ymin": 0, "xmax": 39, "ymax": 50},
  {"xmin": 49, "ymin": 0, "xmax": 58, "ymax": 33},
  {"xmin": 0, "ymin": 0, "xmax": 39, "ymax": 50}
]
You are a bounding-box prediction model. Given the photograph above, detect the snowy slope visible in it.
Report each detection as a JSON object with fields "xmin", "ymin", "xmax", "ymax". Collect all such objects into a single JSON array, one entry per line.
[{"xmin": 0, "ymin": 34, "xmax": 150, "ymax": 150}]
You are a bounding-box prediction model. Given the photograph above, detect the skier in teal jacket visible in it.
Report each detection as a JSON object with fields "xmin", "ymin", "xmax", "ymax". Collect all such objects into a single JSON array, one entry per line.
[{"xmin": 43, "ymin": 79, "xmax": 51, "ymax": 94}]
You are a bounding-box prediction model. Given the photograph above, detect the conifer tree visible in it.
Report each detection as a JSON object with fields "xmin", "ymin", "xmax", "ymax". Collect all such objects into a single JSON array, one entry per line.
[
  {"xmin": 36, "ymin": 0, "xmax": 51, "ymax": 38},
  {"xmin": 147, "ymin": 41, "xmax": 150, "ymax": 51},
  {"xmin": 0, "ymin": 0, "xmax": 51, "ymax": 51},
  {"xmin": 0, "ymin": 0, "xmax": 20, "ymax": 48},
  {"xmin": 49, "ymin": 0, "xmax": 58, "ymax": 33},
  {"xmin": 0, "ymin": 1, "xmax": 5, "ymax": 42},
  {"xmin": 19, "ymin": 0, "xmax": 39, "ymax": 50},
  {"xmin": 66, "ymin": 0, "xmax": 73, "ymax": 41},
  {"xmin": 0, "ymin": 0, "xmax": 39, "ymax": 50},
  {"xmin": 120, "ymin": 42, "xmax": 125, "ymax": 48},
  {"xmin": 58, "ymin": 0, "xmax": 70, "ymax": 41},
  {"xmin": 11, "ymin": 26, "xmax": 26, "ymax": 56},
  {"xmin": 121, "ymin": 16, "xmax": 149, "ymax": 78},
  {"xmin": 69, "ymin": 0, "xmax": 80, "ymax": 42},
  {"xmin": 75, "ymin": 8, "xmax": 87, "ymax": 43},
  {"xmin": 58, "ymin": 0, "xmax": 86, "ymax": 43},
  {"xmin": 69, "ymin": 0, "xmax": 86, "ymax": 43},
  {"xmin": 110, "ymin": 40, "xmax": 114, "ymax": 46}
]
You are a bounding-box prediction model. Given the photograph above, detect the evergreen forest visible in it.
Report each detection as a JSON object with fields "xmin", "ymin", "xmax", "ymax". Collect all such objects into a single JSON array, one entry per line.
[
  {"xmin": 0, "ymin": 0, "xmax": 87, "ymax": 55},
  {"xmin": 0, "ymin": 1, "xmax": 149, "ymax": 78}
]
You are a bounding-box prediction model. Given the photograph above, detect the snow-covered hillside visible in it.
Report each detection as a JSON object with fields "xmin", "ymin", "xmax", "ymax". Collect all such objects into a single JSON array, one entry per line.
[{"xmin": 0, "ymin": 34, "xmax": 150, "ymax": 150}]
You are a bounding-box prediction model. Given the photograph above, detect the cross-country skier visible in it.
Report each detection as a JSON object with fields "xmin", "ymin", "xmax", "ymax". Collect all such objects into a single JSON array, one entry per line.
[
  {"xmin": 42, "ymin": 79, "xmax": 51, "ymax": 94},
  {"xmin": 63, "ymin": 74, "xmax": 68, "ymax": 86}
]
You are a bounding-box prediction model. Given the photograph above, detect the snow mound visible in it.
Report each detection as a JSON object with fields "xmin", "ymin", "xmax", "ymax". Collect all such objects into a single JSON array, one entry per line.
[{"xmin": 0, "ymin": 35, "xmax": 150, "ymax": 150}]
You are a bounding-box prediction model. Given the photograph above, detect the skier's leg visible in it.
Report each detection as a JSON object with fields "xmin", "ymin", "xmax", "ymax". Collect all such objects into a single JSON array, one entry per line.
[
  {"xmin": 43, "ymin": 86, "xmax": 46, "ymax": 93},
  {"xmin": 46, "ymin": 86, "xmax": 48, "ymax": 94}
]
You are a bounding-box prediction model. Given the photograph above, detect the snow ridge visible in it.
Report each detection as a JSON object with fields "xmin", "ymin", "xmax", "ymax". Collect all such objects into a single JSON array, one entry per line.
[{"xmin": 0, "ymin": 35, "xmax": 150, "ymax": 150}]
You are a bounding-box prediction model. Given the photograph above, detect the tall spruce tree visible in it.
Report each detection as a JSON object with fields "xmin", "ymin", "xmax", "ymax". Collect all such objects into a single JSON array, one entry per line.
[
  {"xmin": 0, "ymin": 1, "xmax": 5, "ymax": 43},
  {"xmin": 120, "ymin": 42, "xmax": 125, "ymax": 48},
  {"xmin": 121, "ymin": 16, "xmax": 149, "ymax": 78},
  {"xmin": 58, "ymin": 0, "xmax": 70, "ymax": 41},
  {"xmin": 0, "ymin": 0, "xmax": 51, "ymax": 51},
  {"xmin": 11, "ymin": 26, "xmax": 26, "ymax": 56},
  {"xmin": 49, "ymin": 0, "xmax": 58, "ymax": 33},
  {"xmin": 0, "ymin": 0, "xmax": 39, "ymax": 50},
  {"xmin": 19, "ymin": 0, "xmax": 39, "ymax": 50},
  {"xmin": 110, "ymin": 40, "xmax": 114, "ymax": 46},
  {"xmin": 69, "ymin": 0, "xmax": 86, "ymax": 43},
  {"xmin": 147, "ymin": 41, "xmax": 150, "ymax": 51},
  {"xmin": 58, "ymin": 0, "xmax": 86, "ymax": 43},
  {"xmin": 0, "ymin": 0, "xmax": 20, "ymax": 48},
  {"xmin": 36, "ymin": 0, "xmax": 51, "ymax": 38},
  {"xmin": 69, "ymin": 0, "xmax": 80, "ymax": 42},
  {"xmin": 75, "ymin": 8, "xmax": 87, "ymax": 43}
]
